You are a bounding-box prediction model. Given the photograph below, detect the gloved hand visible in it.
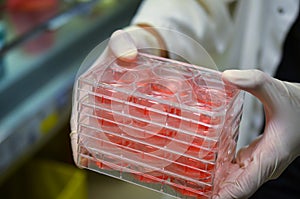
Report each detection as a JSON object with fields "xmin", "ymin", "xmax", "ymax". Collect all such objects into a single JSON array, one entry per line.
[
  {"xmin": 70, "ymin": 25, "xmax": 164, "ymax": 166},
  {"xmin": 109, "ymin": 25, "xmax": 168, "ymax": 60},
  {"xmin": 213, "ymin": 69, "xmax": 300, "ymax": 199}
]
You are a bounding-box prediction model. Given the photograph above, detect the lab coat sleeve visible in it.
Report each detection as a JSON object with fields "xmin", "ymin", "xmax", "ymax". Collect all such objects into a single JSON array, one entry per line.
[{"xmin": 130, "ymin": 0, "xmax": 233, "ymax": 65}]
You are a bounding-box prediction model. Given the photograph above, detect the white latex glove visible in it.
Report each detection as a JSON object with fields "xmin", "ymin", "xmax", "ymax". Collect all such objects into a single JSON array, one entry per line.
[{"xmin": 213, "ymin": 69, "xmax": 300, "ymax": 199}]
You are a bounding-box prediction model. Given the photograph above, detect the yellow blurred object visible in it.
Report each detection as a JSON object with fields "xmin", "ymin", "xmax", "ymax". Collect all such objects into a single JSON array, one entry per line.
[
  {"xmin": 1, "ymin": 160, "xmax": 87, "ymax": 199},
  {"xmin": 40, "ymin": 112, "xmax": 59, "ymax": 134},
  {"xmin": 28, "ymin": 160, "xmax": 87, "ymax": 199}
]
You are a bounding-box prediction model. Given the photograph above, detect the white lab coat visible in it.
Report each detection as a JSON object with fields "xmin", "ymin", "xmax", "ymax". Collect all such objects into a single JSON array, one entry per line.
[{"xmin": 130, "ymin": 0, "xmax": 299, "ymax": 149}]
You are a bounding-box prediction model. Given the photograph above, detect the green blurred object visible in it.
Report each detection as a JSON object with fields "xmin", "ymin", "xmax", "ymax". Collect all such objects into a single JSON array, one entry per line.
[{"xmin": 1, "ymin": 160, "xmax": 87, "ymax": 199}]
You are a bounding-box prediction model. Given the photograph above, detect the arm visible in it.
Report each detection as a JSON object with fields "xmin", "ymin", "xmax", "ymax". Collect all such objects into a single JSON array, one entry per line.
[{"xmin": 126, "ymin": 0, "xmax": 233, "ymax": 65}]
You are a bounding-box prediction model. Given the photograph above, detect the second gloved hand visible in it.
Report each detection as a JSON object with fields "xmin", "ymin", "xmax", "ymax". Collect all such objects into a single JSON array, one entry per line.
[{"xmin": 214, "ymin": 69, "xmax": 300, "ymax": 199}]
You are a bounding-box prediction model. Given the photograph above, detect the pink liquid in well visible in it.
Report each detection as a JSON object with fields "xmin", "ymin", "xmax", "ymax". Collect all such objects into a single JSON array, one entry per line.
[
  {"xmin": 170, "ymin": 177, "xmax": 212, "ymax": 199},
  {"xmin": 93, "ymin": 81, "xmax": 221, "ymax": 188},
  {"xmin": 132, "ymin": 172, "xmax": 167, "ymax": 184},
  {"xmin": 90, "ymin": 58, "xmax": 227, "ymax": 195}
]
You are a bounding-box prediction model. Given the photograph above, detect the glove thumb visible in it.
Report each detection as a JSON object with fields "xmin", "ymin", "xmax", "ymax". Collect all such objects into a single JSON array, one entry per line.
[
  {"xmin": 222, "ymin": 69, "xmax": 280, "ymax": 115},
  {"xmin": 109, "ymin": 30, "xmax": 138, "ymax": 62}
]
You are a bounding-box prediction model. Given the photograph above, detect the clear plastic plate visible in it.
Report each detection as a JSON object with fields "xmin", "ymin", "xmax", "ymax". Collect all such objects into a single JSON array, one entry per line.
[{"xmin": 73, "ymin": 53, "xmax": 244, "ymax": 199}]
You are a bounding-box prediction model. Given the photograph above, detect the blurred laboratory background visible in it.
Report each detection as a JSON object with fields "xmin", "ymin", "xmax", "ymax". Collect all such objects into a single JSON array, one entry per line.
[{"xmin": 0, "ymin": 0, "xmax": 167, "ymax": 198}]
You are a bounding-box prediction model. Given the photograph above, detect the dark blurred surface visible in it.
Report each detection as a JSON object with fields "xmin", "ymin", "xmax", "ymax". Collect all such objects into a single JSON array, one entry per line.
[{"xmin": 0, "ymin": 0, "xmax": 142, "ymax": 196}]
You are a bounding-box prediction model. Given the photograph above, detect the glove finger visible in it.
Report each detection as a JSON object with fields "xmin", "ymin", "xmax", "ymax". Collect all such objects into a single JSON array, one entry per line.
[
  {"xmin": 214, "ymin": 161, "xmax": 261, "ymax": 199},
  {"xmin": 236, "ymin": 135, "xmax": 262, "ymax": 167},
  {"xmin": 214, "ymin": 142, "xmax": 272, "ymax": 199},
  {"xmin": 223, "ymin": 70, "xmax": 300, "ymax": 159},
  {"xmin": 109, "ymin": 29, "xmax": 138, "ymax": 62},
  {"xmin": 70, "ymin": 131, "xmax": 89, "ymax": 168},
  {"xmin": 222, "ymin": 69, "xmax": 279, "ymax": 113},
  {"xmin": 70, "ymin": 131, "xmax": 78, "ymax": 164},
  {"xmin": 124, "ymin": 25, "xmax": 166, "ymax": 57}
]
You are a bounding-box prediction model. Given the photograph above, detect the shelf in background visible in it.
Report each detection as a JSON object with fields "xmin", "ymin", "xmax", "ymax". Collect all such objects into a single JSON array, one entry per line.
[{"xmin": 0, "ymin": 0, "xmax": 141, "ymax": 184}]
